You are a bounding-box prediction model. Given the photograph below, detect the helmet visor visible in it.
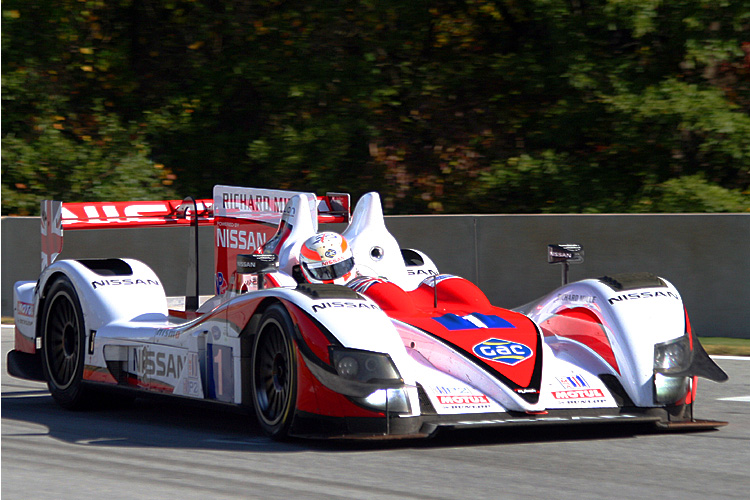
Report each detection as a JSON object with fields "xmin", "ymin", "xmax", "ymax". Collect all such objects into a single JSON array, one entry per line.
[{"xmin": 303, "ymin": 257, "xmax": 355, "ymax": 282}]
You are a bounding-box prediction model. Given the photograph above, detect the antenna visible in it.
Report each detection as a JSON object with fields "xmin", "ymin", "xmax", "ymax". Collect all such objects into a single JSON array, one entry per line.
[{"xmin": 433, "ymin": 274, "xmax": 438, "ymax": 309}]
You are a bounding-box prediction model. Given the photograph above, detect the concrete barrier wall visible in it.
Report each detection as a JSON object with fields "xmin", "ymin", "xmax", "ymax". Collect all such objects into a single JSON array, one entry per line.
[{"xmin": 3, "ymin": 214, "xmax": 748, "ymax": 338}]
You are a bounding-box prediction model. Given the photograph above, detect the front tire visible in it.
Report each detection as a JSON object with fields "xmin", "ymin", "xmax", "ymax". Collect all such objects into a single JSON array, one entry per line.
[
  {"xmin": 40, "ymin": 276, "xmax": 90, "ymax": 409},
  {"xmin": 251, "ymin": 304, "xmax": 298, "ymax": 439}
]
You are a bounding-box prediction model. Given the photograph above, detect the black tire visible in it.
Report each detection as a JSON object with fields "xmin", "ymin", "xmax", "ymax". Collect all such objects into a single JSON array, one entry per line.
[
  {"xmin": 251, "ymin": 304, "xmax": 298, "ymax": 439},
  {"xmin": 40, "ymin": 276, "xmax": 90, "ymax": 409}
]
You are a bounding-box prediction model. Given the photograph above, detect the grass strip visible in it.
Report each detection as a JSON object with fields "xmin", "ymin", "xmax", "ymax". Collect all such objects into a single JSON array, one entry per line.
[{"xmin": 699, "ymin": 337, "xmax": 750, "ymax": 357}]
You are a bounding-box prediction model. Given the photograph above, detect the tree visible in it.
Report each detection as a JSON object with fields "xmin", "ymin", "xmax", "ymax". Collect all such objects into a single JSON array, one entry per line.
[{"xmin": 3, "ymin": 1, "xmax": 748, "ymax": 215}]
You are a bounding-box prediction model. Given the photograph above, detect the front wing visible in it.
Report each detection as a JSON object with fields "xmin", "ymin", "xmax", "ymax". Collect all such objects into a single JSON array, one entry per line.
[{"xmin": 289, "ymin": 405, "xmax": 726, "ymax": 440}]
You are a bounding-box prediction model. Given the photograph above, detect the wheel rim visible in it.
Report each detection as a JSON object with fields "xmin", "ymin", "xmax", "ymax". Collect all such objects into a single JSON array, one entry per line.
[
  {"xmin": 254, "ymin": 320, "xmax": 292, "ymax": 426},
  {"xmin": 45, "ymin": 293, "xmax": 81, "ymax": 389}
]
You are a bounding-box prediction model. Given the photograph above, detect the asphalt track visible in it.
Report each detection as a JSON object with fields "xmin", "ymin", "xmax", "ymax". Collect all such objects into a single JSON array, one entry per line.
[{"xmin": 2, "ymin": 325, "xmax": 749, "ymax": 500}]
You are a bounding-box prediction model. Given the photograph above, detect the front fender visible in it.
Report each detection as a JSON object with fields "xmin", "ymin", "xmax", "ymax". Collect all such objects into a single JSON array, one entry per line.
[
  {"xmin": 266, "ymin": 284, "xmax": 415, "ymax": 386},
  {"xmin": 519, "ymin": 273, "xmax": 712, "ymax": 407}
]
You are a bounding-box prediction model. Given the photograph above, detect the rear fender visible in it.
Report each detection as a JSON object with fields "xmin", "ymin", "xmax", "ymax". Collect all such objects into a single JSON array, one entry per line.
[
  {"xmin": 36, "ymin": 258, "xmax": 168, "ymax": 333},
  {"xmin": 13, "ymin": 281, "xmax": 38, "ymax": 353}
]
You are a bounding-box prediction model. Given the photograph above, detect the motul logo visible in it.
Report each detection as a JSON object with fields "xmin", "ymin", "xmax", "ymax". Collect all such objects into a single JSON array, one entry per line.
[
  {"xmin": 16, "ymin": 301, "xmax": 34, "ymax": 317},
  {"xmin": 437, "ymin": 395, "xmax": 490, "ymax": 405},
  {"xmin": 552, "ymin": 389, "xmax": 605, "ymax": 400}
]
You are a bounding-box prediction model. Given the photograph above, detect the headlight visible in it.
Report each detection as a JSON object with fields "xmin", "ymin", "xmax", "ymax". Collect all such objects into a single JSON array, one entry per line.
[
  {"xmin": 653, "ymin": 335, "xmax": 691, "ymax": 375},
  {"xmin": 653, "ymin": 335, "xmax": 692, "ymax": 404},
  {"xmin": 328, "ymin": 347, "xmax": 411, "ymax": 414},
  {"xmin": 330, "ymin": 347, "xmax": 402, "ymax": 384},
  {"xmin": 303, "ymin": 347, "xmax": 411, "ymax": 413}
]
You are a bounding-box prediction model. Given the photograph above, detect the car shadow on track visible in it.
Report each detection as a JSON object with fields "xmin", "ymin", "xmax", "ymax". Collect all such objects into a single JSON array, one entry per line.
[
  {"xmin": 2, "ymin": 386, "xmax": 699, "ymax": 454},
  {"xmin": 1, "ymin": 389, "xmax": 300, "ymax": 452}
]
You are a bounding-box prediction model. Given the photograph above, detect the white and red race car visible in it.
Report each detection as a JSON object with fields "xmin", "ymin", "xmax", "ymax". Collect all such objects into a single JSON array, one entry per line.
[{"xmin": 7, "ymin": 185, "xmax": 728, "ymax": 439}]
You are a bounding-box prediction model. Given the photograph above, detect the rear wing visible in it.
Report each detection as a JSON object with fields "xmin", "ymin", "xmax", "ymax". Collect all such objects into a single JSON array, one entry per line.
[
  {"xmin": 41, "ymin": 198, "xmax": 214, "ymax": 270},
  {"xmin": 40, "ymin": 186, "xmax": 350, "ymax": 310}
]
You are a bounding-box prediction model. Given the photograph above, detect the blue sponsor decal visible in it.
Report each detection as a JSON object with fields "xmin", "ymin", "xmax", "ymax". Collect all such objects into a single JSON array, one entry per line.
[
  {"xmin": 472, "ymin": 313, "xmax": 516, "ymax": 329},
  {"xmin": 216, "ymin": 272, "xmax": 227, "ymax": 295},
  {"xmin": 558, "ymin": 375, "xmax": 588, "ymax": 389},
  {"xmin": 472, "ymin": 338, "xmax": 532, "ymax": 365},
  {"xmin": 433, "ymin": 313, "xmax": 516, "ymax": 331}
]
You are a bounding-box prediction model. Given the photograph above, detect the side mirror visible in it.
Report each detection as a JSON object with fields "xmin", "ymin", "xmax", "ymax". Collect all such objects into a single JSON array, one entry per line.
[
  {"xmin": 237, "ymin": 254, "xmax": 279, "ymax": 290},
  {"xmin": 548, "ymin": 244, "xmax": 584, "ymax": 285}
]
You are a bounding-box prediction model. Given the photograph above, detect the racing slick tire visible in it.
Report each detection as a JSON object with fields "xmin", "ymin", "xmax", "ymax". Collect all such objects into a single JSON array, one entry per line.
[
  {"xmin": 251, "ymin": 304, "xmax": 298, "ymax": 439},
  {"xmin": 40, "ymin": 276, "xmax": 91, "ymax": 409}
]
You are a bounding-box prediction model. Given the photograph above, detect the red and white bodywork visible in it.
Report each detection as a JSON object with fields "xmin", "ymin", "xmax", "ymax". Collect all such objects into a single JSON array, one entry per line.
[{"xmin": 8, "ymin": 185, "xmax": 727, "ymax": 439}]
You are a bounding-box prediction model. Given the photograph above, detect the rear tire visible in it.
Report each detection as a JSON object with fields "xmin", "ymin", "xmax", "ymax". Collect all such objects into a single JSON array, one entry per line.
[
  {"xmin": 40, "ymin": 277, "xmax": 90, "ymax": 409},
  {"xmin": 251, "ymin": 304, "xmax": 298, "ymax": 439}
]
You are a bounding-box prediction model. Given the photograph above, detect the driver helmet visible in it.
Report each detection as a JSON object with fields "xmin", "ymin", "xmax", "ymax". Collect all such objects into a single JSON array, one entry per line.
[{"xmin": 299, "ymin": 232, "xmax": 355, "ymax": 285}]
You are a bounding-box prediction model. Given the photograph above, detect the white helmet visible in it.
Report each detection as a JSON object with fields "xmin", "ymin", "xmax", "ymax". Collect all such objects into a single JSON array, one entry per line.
[{"xmin": 299, "ymin": 232, "xmax": 355, "ymax": 285}]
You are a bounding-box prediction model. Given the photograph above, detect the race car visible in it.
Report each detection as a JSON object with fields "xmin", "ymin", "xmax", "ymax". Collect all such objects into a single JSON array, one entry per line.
[{"xmin": 7, "ymin": 185, "xmax": 728, "ymax": 439}]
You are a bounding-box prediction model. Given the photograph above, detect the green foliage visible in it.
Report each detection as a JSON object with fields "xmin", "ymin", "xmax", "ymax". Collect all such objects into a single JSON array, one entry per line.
[
  {"xmin": 1, "ymin": 1, "xmax": 176, "ymax": 214},
  {"xmin": 3, "ymin": 0, "xmax": 749, "ymax": 215},
  {"xmin": 2, "ymin": 108, "xmax": 175, "ymax": 214},
  {"xmin": 634, "ymin": 174, "xmax": 749, "ymax": 213}
]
